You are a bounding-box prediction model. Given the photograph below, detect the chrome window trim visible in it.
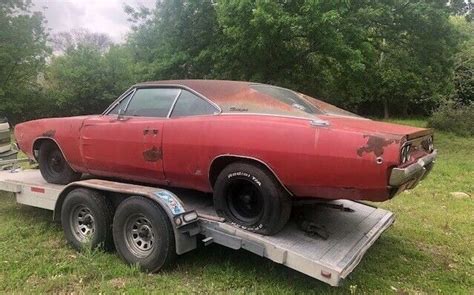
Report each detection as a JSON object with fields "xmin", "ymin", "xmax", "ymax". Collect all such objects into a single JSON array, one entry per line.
[
  {"xmin": 122, "ymin": 88, "xmax": 137, "ymax": 115},
  {"xmin": 102, "ymin": 87, "xmax": 135, "ymax": 115},
  {"xmin": 103, "ymin": 88, "xmax": 136, "ymax": 116},
  {"xmin": 166, "ymin": 89, "xmax": 183, "ymax": 118}
]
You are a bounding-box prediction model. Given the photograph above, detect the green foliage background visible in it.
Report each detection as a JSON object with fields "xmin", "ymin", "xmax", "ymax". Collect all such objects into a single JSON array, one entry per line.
[{"xmin": 0, "ymin": 0, "xmax": 472, "ymax": 125}]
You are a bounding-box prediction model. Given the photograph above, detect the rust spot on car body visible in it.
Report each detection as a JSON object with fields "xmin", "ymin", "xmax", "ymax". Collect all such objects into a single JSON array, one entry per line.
[
  {"xmin": 42, "ymin": 129, "xmax": 56, "ymax": 138},
  {"xmin": 143, "ymin": 146, "xmax": 162, "ymax": 162},
  {"xmin": 357, "ymin": 135, "xmax": 399, "ymax": 157}
]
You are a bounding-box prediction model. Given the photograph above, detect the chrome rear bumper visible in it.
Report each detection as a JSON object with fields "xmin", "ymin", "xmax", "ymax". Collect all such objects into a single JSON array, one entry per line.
[{"xmin": 389, "ymin": 149, "xmax": 437, "ymax": 189}]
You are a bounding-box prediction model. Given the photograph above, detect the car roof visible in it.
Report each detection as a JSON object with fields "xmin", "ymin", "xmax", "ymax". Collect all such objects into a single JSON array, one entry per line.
[{"xmin": 133, "ymin": 80, "xmax": 361, "ymax": 119}]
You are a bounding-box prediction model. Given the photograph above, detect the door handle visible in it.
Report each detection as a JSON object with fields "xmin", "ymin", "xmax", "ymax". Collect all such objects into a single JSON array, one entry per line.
[{"xmin": 143, "ymin": 129, "xmax": 159, "ymax": 135}]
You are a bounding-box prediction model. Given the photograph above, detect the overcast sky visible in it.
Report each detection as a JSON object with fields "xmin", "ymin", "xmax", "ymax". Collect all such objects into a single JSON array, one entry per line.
[{"xmin": 32, "ymin": 0, "xmax": 156, "ymax": 42}]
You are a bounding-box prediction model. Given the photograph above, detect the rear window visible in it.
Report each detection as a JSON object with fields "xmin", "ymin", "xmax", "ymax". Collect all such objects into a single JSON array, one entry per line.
[
  {"xmin": 301, "ymin": 94, "xmax": 361, "ymax": 118},
  {"xmin": 250, "ymin": 85, "xmax": 323, "ymax": 115},
  {"xmin": 222, "ymin": 84, "xmax": 359, "ymax": 119}
]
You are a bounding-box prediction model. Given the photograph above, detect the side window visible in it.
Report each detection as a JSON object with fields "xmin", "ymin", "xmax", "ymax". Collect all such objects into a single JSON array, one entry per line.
[
  {"xmin": 170, "ymin": 90, "xmax": 218, "ymax": 118},
  {"xmin": 125, "ymin": 88, "xmax": 180, "ymax": 118},
  {"xmin": 108, "ymin": 92, "xmax": 133, "ymax": 115}
]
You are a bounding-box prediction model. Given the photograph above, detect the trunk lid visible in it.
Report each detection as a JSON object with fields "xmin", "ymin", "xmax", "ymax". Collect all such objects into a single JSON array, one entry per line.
[{"xmin": 320, "ymin": 115, "xmax": 433, "ymax": 140}]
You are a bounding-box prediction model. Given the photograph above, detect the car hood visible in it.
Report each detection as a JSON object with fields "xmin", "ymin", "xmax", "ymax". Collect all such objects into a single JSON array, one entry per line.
[{"xmin": 319, "ymin": 115, "xmax": 433, "ymax": 140}]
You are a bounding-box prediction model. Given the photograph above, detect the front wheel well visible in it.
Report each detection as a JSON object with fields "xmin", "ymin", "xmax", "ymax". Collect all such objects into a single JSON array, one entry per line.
[
  {"xmin": 208, "ymin": 156, "xmax": 292, "ymax": 196},
  {"xmin": 33, "ymin": 138, "xmax": 56, "ymax": 160}
]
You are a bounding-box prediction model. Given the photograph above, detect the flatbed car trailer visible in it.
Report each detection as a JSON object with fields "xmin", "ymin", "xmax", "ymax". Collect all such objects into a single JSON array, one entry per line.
[{"xmin": 0, "ymin": 168, "xmax": 395, "ymax": 287}]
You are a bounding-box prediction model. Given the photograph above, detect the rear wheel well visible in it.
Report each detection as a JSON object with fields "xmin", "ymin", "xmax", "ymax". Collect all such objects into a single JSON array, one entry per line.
[{"xmin": 208, "ymin": 156, "xmax": 291, "ymax": 195}]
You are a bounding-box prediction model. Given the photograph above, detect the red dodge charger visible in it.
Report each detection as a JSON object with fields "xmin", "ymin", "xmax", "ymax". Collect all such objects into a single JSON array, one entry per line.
[{"xmin": 14, "ymin": 80, "xmax": 437, "ymax": 234}]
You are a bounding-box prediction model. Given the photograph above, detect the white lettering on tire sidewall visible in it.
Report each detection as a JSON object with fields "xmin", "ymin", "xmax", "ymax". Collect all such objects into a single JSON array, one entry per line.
[{"xmin": 227, "ymin": 171, "xmax": 262, "ymax": 187}]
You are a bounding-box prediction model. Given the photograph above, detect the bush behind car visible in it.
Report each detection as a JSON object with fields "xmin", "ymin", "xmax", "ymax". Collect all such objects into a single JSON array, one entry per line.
[{"xmin": 428, "ymin": 102, "xmax": 474, "ymax": 136}]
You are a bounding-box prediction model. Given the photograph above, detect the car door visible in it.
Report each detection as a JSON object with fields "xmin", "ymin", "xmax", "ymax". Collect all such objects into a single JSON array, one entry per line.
[
  {"xmin": 162, "ymin": 89, "xmax": 220, "ymax": 191},
  {"xmin": 81, "ymin": 87, "xmax": 181, "ymax": 184}
]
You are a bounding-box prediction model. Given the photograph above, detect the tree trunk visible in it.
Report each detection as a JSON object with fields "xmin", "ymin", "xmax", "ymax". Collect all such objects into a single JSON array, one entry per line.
[{"xmin": 383, "ymin": 98, "xmax": 389, "ymax": 119}]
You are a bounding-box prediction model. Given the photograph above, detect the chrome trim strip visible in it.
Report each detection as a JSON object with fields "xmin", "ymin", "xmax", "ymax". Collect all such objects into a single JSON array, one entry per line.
[
  {"xmin": 122, "ymin": 88, "xmax": 137, "ymax": 115},
  {"xmin": 209, "ymin": 154, "xmax": 294, "ymax": 196},
  {"xmin": 310, "ymin": 119, "xmax": 330, "ymax": 127},
  {"xmin": 102, "ymin": 86, "xmax": 134, "ymax": 115},
  {"xmin": 167, "ymin": 89, "xmax": 183, "ymax": 118}
]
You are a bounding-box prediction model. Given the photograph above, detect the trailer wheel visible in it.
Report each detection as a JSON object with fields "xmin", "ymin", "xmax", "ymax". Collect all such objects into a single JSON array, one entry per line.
[
  {"xmin": 113, "ymin": 196, "xmax": 176, "ymax": 272},
  {"xmin": 38, "ymin": 141, "xmax": 81, "ymax": 184},
  {"xmin": 61, "ymin": 188, "xmax": 114, "ymax": 251},
  {"xmin": 213, "ymin": 162, "xmax": 291, "ymax": 235}
]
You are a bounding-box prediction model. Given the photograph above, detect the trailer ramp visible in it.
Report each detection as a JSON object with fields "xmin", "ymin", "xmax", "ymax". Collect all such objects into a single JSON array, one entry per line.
[{"xmin": 181, "ymin": 192, "xmax": 394, "ymax": 287}]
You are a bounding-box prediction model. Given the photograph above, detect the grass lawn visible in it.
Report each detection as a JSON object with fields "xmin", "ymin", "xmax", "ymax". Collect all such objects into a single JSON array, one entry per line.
[{"xmin": 0, "ymin": 119, "xmax": 472, "ymax": 293}]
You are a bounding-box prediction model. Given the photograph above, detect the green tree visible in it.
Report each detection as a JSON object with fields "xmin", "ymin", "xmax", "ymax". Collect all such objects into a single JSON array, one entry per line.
[
  {"xmin": 127, "ymin": 0, "xmax": 221, "ymax": 80},
  {"xmin": 214, "ymin": 0, "xmax": 458, "ymax": 118},
  {"xmin": 45, "ymin": 33, "xmax": 135, "ymax": 116},
  {"xmin": 451, "ymin": 16, "xmax": 474, "ymax": 105},
  {"xmin": 127, "ymin": 0, "xmax": 458, "ymax": 118},
  {"xmin": 0, "ymin": 0, "xmax": 51, "ymax": 124}
]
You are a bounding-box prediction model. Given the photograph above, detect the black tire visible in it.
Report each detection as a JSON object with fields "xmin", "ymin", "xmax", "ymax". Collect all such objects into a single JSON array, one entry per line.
[
  {"xmin": 61, "ymin": 188, "xmax": 114, "ymax": 251},
  {"xmin": 213, "ymin": 162, "xmax": 291, "ymax": 235},
  {"xmin": 38, "ymin": 141, "xmax": 81, "ymax": 184},
  {"xmin": 113, "ymin": 196, "xmax": 176, "ymax": 272}
]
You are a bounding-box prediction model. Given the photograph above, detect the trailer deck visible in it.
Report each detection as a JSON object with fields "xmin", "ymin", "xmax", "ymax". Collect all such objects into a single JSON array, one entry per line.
[{"xmin": 0, "ymin": 169, "xmax": 394, "ymax": 286}]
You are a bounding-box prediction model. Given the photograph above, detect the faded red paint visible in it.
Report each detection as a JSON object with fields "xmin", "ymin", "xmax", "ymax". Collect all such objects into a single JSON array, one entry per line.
[{"xmin": 14, "ymin": 80, "xmax": 435, "ymax": 202}]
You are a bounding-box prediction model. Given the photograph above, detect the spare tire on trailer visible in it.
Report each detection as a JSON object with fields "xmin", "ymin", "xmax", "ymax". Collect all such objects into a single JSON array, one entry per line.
[{"xmin": 213, "ymin": 162, "xmax": 291, "ymax": 235}]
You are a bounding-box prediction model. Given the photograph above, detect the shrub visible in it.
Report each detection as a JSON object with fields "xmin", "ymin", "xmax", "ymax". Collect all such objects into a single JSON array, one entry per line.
[{"xmin": 428, "ymin": 102, "xmax": 474, "ymax": 136}]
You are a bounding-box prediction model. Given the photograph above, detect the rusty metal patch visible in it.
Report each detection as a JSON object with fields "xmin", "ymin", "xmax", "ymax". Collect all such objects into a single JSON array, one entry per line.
[
  {"xmin": 357, "ymin": 135, "xmax": 399, "ymax": 157},
  {"xmin": 42, "ymin": 129, "xmax": 56, "ymax": 137},
  {"xmin": 143, "ymin": 146, "xmax": 162, "ymax": 162}
]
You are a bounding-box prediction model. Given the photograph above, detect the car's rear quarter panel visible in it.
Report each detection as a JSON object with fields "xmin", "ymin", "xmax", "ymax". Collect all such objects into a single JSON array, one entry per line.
[{"xmin": 200, "ymin": 115, "xmax": 401, "ymax": 201}]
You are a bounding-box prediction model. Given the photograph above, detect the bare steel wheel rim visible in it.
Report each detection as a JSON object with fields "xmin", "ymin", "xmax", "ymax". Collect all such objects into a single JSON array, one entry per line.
[
  {"xmin": 48, "ymin": 149, "xmax": 65, "ymax": 174},
  {"xmin": 70, "ymin": 205, "xmax": 96, "ymax": 242},
  {"xmin": 124, "ymin": 214, "xmax": 155, "ymax": 258},
  {"xmin": 226, "ymin": 178, "xmax": 264, "ymax": 225}
]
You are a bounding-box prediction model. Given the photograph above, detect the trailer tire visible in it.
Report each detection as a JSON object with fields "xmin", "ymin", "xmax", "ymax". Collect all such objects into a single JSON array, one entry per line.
[
  {"xmin": 113, "ymin": 196, "xmax": 176, "ymax": 272},
  {"xmin": 213, "ymin": 162, "xmax": 291, "ymax": 235},
  {"xmin": 38, "ymin": 141, "xmax": 81, "ymax": 184},
  {"xmin": 61, "ymin": 188, "xmax": 114, "ymax": 251}
]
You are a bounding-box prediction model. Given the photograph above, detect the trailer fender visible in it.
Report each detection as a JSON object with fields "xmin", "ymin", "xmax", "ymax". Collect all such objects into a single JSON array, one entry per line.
[{"xmin": 53, "ymin": 179, "xmax": 199, "ymax": 255}]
